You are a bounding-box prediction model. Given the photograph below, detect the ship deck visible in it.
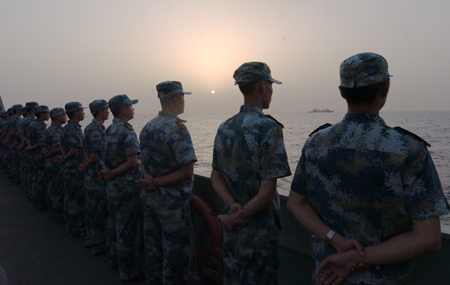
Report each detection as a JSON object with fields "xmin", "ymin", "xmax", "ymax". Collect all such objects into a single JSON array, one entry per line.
[{"xmin": 1, "ymin": 173, "xmax": 450, "ymax": 284}]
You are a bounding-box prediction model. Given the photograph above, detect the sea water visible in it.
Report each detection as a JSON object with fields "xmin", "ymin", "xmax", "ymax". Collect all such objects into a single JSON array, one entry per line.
[{"xmin": 83, "ymin": 110, "xmax": 450, "ymax": 224}]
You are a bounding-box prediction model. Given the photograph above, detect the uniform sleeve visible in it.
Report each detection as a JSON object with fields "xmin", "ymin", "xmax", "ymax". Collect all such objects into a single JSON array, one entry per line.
[
  {"xmin": 51, "ymin": 129, "xmax": 61, "ymax": 148},
  {"xmin": 123, "ymin": 130, "xmax": 140, "ymax": 157},
  {"xmin": 88, "ymin": 128, "xmax": 103, "ymax": 153},
  {"xmin": 169, "ymin": 125, "xmax": 197, "ymax": 166},
  {"xmin": 403, "ymin": 146, "xmax": 450, "ymax": 220},
  {"xmin": 66, "ymin": 126, "xmax": 83, "ymax": 148},
  {"xmin": 259, "ymin": 122, "xmax": 291, "ymax": 180},
  {"xmin": 11, "ymin": 120, "xmax": 19, "ymax": 132},
  {"xmin": 211, "ymin": 130, "xmax": 223, "ymax": 172},
  {"xmin": 37, "ymin": 124, "xmax": 46, "ymax": 142}
]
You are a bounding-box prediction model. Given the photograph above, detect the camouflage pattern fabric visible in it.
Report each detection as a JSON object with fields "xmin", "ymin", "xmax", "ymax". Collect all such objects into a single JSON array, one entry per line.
[
  {"xmin": 18, "ymin": 116, "xmax": 32, "ymax": 188},
  {"xmin": 102, "ymin": 119, "xmax": 141, "ymax": 182},
  {"xmin": 233, "ymin": 62, "xmax": 282, "ymax": 85},
  {"xmin": 22, "ymin": 117, "xmax": 36, "ymax": 195},
  {"xmin": 291, "ymin": 112, "xmax": 450, "ymax": 284},
  {"xmin": 6, "ymin": 116, "xmax": 21, "ymax": 183},
  {"xmin": 156, "ymin": 81, "xmax": 191, "ymax": 101},
  {"xmin": 83, "ymin": 119, "xmax": 107, "ymax": 253},
  {"xmin": 28, "ymin": 119, "xmax": 48, "ymax": 209},
  {"xmin": 20, "ymin": 116, "xmax": 35, "ymax": 139},
  {"xmin": 61, "ymin": 120, "xmax": 86, "ymax": 234},
  {"xmin": 106, "ymin": 179, "xmax": 142, "ymax": 280},
  {"xmin": 0, "ymin": 118, "xmax": 7, "ymax": 172},
  {"xmin": 44, "ymin": 123, "xmax": 65, "ymax": 222},
  {"xmin": 143, "ymin": 202, "xmax": 190, "ymax": 284},
  {"xmin": 212, "ymin": 104, "xmax": 291, "ymax": 284},
  {"xmin": 339, "ymin": 52, "xmax": 390, "ymax": 88},
  {"xmin": 222, "ymin": 235, "xmax": 279, "ymax": 284},
  {"xmin": 61, "ymin": 120, "xmax": 85, "ymax": 170},
  {"xmin": 139, "ymin": 111, "xmax": 197, "ymax": 283},
  {"xmin": 102, "ymin": 118, "xmax": 142, "ymax": 280},
  {"xmin": 62, "ymin": 170, "xmax": 85, "ymax": 234}
]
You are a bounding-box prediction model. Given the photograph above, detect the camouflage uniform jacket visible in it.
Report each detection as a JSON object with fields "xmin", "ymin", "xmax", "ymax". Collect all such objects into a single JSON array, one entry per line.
[
  {"xmin": 27, "ymin": 119, "xmax": 46, "ymax": 162},
  {"xmin": 44, "ymin": 123, "xmax": 63, "ymax": 168},
  {"xmin": 21, "ymin": 116, "xmax": 35, "ymax": 141},
  {"xmin": 61, "ymin": 120, "xmax": 85, "ymax": 172},
  {"xmin": 6, "ymin": 116, "xmax": 20, "ymax": 136},
  {"xmin": 291, "ymin": 112, "xmax": 450, "ymax": 284},
  {"xmin": 0, "ymin": 119, "xmax": 6, "ymax": 135},
  {"xmin": 83, "ymin": 119, "xmax": 105, "ymax": 181},
  {"xmin": 140, "ymin": 111, "xmax": 197, "ymax": 209},
  {"xmin": 102, "ymin": 118, "xmax": 141, "ymax": 182},
  {"xmin": 212, "ymin": 104, "xmax": 291, "ymax": 243}
]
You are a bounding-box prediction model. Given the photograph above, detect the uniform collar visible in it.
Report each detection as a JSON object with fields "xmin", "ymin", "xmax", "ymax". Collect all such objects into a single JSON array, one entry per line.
[
  {"xmin": 91, "ymin": 118, "xmax": 105, "ymax": 128},
  {"xmin": 51, "ymin": 122, "xmax": 63, "ymax": 128},
  {"xmin": 343, "ymin": 112, "xmax": 386, "ymax": 125},
  {"xmin": 240, "ymin": 104, "xmax": 264, "ymax": 115},
  {"xmin": 112, "ymin": 118, "xmax": 133, "ymax": 128},
  {"xmin": 158, "ymin": 111, "xmax": 186, "ymax": 123},
  {"xmin": 68, "ymin": 119, "xmax": 81, "ymax": 127}
]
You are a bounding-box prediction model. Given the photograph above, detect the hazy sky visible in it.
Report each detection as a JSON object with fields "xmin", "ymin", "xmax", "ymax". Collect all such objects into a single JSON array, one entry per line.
[{"xmin": 1, "ymin": 0, "xmax": 450, "ymax": 114}]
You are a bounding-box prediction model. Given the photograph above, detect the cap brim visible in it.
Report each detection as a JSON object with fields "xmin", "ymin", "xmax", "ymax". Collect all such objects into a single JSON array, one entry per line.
[
  {"xmin": 131, "ymin": 99, "xmax": 139, "ymax": 104},
  {"xmin": 269, "ymin": 78, "xmax": 282, "ymax": 85},
  {"xmin": 182, "ymin": 92, "xmax": 192, "ymax": 95}
]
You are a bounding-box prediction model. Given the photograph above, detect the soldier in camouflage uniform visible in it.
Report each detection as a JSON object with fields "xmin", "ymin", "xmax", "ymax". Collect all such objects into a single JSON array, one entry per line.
[
  {"xmin": 81, "ymin": 99, "xmax": 109, "ymax": 255},
  {"xmin": 59, "ymin": 102, "xmax": 87, "ymax": 237},
  {"xmin": 4, "ymin": 104, "xmax": 23, "ymax": 183},
  {"xmin": 99, "ymin": 94, "xmax": 144, "ymax": 282},
  {"xmin": 19, "ymin": 102, "xmax": 39, "ymax": 197},
  {"xmin": 0, "ymin": 109, "xmax": 13, "ymax": 172},
  {"xmin": 26, "ymin": 105, "xmax": 50, "ymax": 209},
  {"xmin": 44, "ymin": 108, "xmax": 67, "ymax": 223},
  {"xmin": 17, "ymin": 106, "xmax": 28, "ymax": 188},
  {"xmin": 287, "ymin": 52, "xmax": 450, "ymax": 284},
  {"xmin": 138, "ymin": 81, "xmax": 197, "ymax": 284},
  {"xmin": 211, "ymin": 62, "xmax": 291, "ymax": 284},
  {"xmin": 0, "ymin": 111, "xmax": 9, "ymax": 171}
]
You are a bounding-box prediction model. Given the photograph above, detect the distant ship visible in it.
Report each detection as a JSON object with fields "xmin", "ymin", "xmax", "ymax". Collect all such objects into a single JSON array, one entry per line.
[{"xmin": 308, "ymin": 108, "xmax": 334, "ymax": 113}]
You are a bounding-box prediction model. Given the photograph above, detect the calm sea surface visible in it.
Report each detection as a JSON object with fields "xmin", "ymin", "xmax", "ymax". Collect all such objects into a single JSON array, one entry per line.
[{"xmin": 84, "ymin": 110, "xmax": 450, "ymax": 224}]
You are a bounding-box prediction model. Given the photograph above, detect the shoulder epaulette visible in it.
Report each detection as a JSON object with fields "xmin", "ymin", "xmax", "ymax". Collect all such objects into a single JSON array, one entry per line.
[
  {"xmin": 394, "ymin": 126, "xmax": 430, "ymax": 147},
  {"xmin": 309, "ymin": 123, "xmax": 332, "ymax": 137},
  {"xmin": 265, "ymin": 115, "xmax": 284, "ymax": 128}
]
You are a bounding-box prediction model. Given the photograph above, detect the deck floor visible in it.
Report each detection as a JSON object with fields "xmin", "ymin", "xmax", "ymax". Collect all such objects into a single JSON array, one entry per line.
[
  {"xmin": 0, "ymin": 171, "xmax": 314, "ymax": 284},
  {"xmin": 0, "ymin": 172, "xmax": 133, "ymax": 284}
]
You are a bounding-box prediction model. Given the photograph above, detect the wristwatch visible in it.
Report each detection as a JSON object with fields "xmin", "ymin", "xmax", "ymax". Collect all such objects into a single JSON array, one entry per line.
[{"xmin": 325, "ymin": 229, "xmax": 336, "ymax": 244}]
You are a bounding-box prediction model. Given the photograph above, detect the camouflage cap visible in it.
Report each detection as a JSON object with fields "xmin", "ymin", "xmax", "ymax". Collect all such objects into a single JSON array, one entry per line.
[
  {"xmin": 340, "ymin": 52, "xmax": 391, "ymax": 88},
  {"xmin": 156, "ymin": 81, "xmax": 191, "ymax": 101},
  {"xmin": 65, "ymin": 102, "xmax": 87, "ymax": 114},
  {"xmin": 21, "ymin": 107, "xmax": 27, "ymax": 114},
  {"xmin": 89, "ymin": 99, "xmax": 109, "ymax": 115},
  {"xmin": 12, "ymin": 104, "xmax": 23, "ymax": 111},
  {"xmin": 108, "ymin": 94, "xmax": 138, "ymax": 112},
  {"xmin": 50, "ymin": 107, "xmax": 66, "ymax": 118},
  {"xmin": 25, "ymin": 101, "xmax": 39, "ymax": 109},
  {"xmin": 35, "ymin": 105, "xmax": 49, "ymax": 114},
  {"xmin": 233, "ymin": 62, "xmax": 282, "ymax": 86}
]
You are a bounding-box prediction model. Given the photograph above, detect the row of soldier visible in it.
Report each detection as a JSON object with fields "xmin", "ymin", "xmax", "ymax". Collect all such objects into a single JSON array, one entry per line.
[
  {"xmin": 1, "ymin": 55, "xmax": 448, "ymax": 285},
  {"xmin": 0, "ymin": 81, "xmax": 195, "ymax": 283}
]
